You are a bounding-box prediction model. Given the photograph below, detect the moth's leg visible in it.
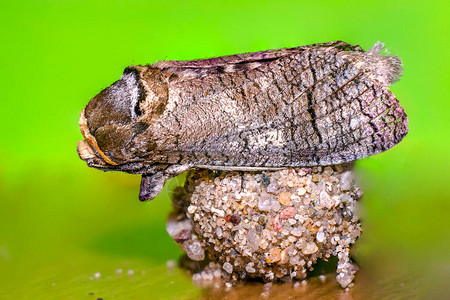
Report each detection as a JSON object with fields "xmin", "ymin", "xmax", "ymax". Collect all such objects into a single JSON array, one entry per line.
[
  {"xmin": 139, "ymin": 172, "xmax": 166, "ymax": 201},
  {"xmin": 139, "ymin": 165, "xmax": 191, "ymax": 201}
]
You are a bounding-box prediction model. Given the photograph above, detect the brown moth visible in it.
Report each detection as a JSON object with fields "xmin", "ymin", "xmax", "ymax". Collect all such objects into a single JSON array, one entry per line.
[{"xmin": 77, "ymin": 41, "xmax": 408, "ymax": 201}]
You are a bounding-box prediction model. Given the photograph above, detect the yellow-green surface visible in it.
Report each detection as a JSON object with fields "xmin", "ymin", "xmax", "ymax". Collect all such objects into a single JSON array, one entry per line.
[{"xmin": 1, "ymin": 0, "xmax": 449, "ymax": 299}]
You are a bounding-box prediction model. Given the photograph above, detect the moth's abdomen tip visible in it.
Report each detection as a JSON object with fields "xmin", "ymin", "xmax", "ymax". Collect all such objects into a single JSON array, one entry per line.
[{"xmin": 342, "ymin": 42, "xmax": 403, "ymax": 86}]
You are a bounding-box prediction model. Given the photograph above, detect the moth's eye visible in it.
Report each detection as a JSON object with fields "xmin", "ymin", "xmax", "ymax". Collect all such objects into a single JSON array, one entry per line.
[{"xmin": 84, "ymin": 72, "xmax": 143, "ymax": 134}]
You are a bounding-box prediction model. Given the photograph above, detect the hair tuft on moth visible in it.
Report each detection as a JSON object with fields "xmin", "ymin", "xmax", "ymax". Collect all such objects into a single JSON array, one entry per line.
[
  {"xmin": 84, "ymin": 70, "xmax": 142, "ymax": 130},
  {"xmin": 77, "ymin": 41, "xmax": 408, "ymax": 201},
  {"xmin": 340, "ymin": 41, "xmax": 403, "ymax": 86}
]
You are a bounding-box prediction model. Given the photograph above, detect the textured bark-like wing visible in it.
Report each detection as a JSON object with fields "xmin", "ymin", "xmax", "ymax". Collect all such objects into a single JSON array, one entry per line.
[
  {"xmin": 150, "ymin": 43, "xmax": 407, "ymax": 168},
  {"xmin": 287, "ymin": 43, "xmax": 408, "ymax": 166},
  {"xmin": 153, "ymin": 41, "xmax": 362, "ymax": 82}
]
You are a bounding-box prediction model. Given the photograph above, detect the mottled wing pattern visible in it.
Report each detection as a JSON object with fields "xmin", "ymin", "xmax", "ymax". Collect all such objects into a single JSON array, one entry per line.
[
  {"xmin": 154, "ymin": 41, "xmax": 362, "ymax": 81},
  {"xmin": 149, "ymin": 42, "xmax": 407, "ymax": 168}
]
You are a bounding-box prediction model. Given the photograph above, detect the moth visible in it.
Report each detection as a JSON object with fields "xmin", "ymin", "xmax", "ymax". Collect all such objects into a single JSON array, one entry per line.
[{"xmin": 77, "ymin": 41, "xmax": 408, "ymax": 201}]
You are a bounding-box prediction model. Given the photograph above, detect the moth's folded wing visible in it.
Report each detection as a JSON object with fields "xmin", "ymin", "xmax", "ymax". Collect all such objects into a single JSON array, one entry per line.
[
  {"xmin": 299, "ymin": 88, "xmax": 409, "ymax": 166},
  {"xmin": 153, "ymin": 41, "xmax": 362, "ymax": 82}
]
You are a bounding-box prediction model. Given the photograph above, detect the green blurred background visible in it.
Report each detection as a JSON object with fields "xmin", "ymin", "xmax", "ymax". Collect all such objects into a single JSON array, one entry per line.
[{"xmin": 0, "ymin": 0, "xmax": 449, "ymax": 299}]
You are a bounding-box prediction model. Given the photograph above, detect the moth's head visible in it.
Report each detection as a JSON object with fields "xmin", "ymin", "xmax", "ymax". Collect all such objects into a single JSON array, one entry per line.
[{"xmin": 77, "ymin": 68, "xmax": 146, "ymax": 168}]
